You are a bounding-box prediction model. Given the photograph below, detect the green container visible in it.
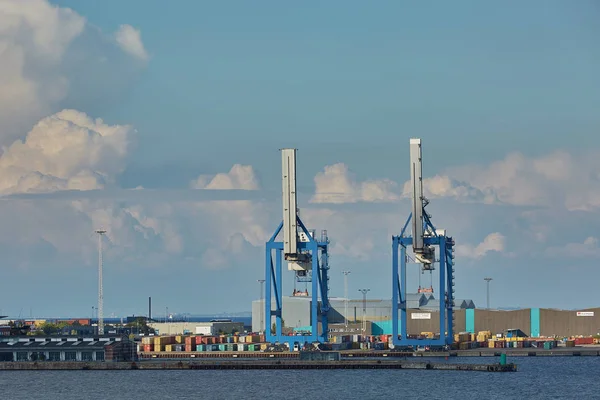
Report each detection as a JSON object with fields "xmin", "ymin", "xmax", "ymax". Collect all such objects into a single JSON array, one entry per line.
[{"xmin": 500, "ymin": 353, "xmax": 507, "ymax": 365}]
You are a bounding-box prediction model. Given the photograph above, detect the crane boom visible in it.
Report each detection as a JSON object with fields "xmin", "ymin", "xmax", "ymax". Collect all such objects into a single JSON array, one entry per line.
[
  {"xmin": 409, "ymin": 138, "xmax": 435, "ymax": 268},
  {"xmin": 410, "ymin": 138, "xmax": 425, "ymax": 252},
  {"xmin": 281, "ymin": 148, "xmax": 298, "ymax": 257}
]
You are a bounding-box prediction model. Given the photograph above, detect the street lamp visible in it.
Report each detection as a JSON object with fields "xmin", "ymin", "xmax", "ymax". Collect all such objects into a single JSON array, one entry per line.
[
  {"xmin": 342, "ymin": 271, "xmax": 351, "ymax": 328},
  {"xmin": 484, "ymin": 278, "xmax": 492, "ymax": 309},
  {"xmin": 257, "ymin": 279, "xmax": 265, "ymax": 333},
  {"xmin": 358, "ymin": 288, "xmax": 370, "ymax": 333}
]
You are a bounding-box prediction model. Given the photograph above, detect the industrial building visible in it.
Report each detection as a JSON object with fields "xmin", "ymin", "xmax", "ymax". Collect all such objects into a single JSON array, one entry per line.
[
  {"xmin": 252, "ymin": 297, "xmax": 600, "ymax": 338},
  {"xmin": 149, "ymin": 320, "xmax": 244, "ymax": 336},
  {"xmin": 0, "ymin": 336, "xmax": 136, "ymax": 362},
  {"xmin": 251, "ymin": 295, "xmax": 476, "ymax": 334}
]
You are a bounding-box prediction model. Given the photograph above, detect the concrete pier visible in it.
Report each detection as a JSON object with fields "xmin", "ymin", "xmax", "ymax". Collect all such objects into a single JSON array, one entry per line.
[{"xmin": 0, "ymin": 360, "xmax": 517, "ymax": 372}]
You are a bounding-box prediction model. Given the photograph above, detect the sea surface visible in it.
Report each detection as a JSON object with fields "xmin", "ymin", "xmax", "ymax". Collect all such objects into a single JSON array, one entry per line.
[{"xmin": 1, "ymin": 357, "xmax": 599, "ymax": 399}]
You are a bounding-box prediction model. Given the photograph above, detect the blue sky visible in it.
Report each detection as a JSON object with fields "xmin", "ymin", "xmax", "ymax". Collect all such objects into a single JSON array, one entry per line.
[{"xmin": 0, "ymin": 1, "xmax": 599, "ymax": 318}]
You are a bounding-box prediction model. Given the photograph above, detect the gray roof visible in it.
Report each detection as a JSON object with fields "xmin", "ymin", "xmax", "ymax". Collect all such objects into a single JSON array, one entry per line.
[{"xmin": 0, "ymin": 340, "xmax": 115, "ymax": 352}]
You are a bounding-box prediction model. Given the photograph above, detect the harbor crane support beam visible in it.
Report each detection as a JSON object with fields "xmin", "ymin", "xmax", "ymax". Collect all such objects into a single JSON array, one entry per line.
[
  {"xmin": 265, "ymin": 148, "xmax": 331, "ymax": 345},
  {"xmin": 392, "ymin": 138, "xmax": 455, "ymax": 348}
]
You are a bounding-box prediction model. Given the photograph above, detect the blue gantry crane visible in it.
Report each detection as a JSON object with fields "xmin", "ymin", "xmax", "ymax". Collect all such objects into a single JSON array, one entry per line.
[
  {"xmin": 265, "ymin": 148, "xmax": 331, "ymax": 345},
  {"xmin": 392, "ymin": 138, "xmax": 456, "ymax": 348}
]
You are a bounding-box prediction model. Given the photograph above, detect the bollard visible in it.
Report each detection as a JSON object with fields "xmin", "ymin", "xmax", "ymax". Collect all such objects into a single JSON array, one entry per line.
[{"xmin": 500, "ymin": 353, "xmax": 507, "ymax": 366}]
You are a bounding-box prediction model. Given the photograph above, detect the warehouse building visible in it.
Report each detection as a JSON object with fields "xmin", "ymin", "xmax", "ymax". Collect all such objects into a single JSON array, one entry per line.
[
  {"xmin": 251, "ymin": 295, "xmax": 475, "ymax": 333},
  {"xmin": 149, "ymin": 320, "xmax": 244, "ymax": 336},
  {"xmin": 252, "ymin": 296, "xmax": 600, "ymax": 337},
  {"xmin": 0, "ymin": 336, "xmax": 136, "ymax": 362},
  {"xmin": 399, "ymin": 307, "xmax": 600, "ymax": 337}
]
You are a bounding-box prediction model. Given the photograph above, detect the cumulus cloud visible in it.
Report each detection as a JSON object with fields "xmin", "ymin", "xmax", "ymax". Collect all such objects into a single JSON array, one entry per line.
[
  {"xmin": 402, "ymin": 175, "xmax": 496, "ymax": 203},
  {"xmin": 310, "ymin": 163, "xmax": 398, "ymax": 203},
  {"xmin": 0, "ymin": 109, "xmax": 134, "ymax": 195},
  {"xmin": 396, "ymin": 150, "xmax": 600, "ymax": 213},
  {"xmin": 115, "ymin": 24, "xmax": 149, "ymax": 61},
  {"xmin": 546, "ymin": 237, "xmax": 600, "ymax": 258},
  {"xmin": 188, "ymin": 164, "xmax": 268, "ymax": 268},
  {"xmin": 301, "ymin": 206, "xmax": 397, "ymax": 261},
  {"xmin": 440, "ymin": 151, "xmax": 600, "ymax": 211},
  {"xmin": 191, "ymin": 164, "xmax": 260, "ymax": 190},
  {"xmin": 455, "ymin": 232, "xmax": 506, "ymax": 260},
  {"xmin": 0, "ymin": 0, "xmax": 148, "ymax": 145}
]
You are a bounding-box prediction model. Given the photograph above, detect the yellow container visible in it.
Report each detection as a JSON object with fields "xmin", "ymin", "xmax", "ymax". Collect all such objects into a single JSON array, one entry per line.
[{"xmin": 458, "ymin": 333, "xmax": 470, "ymax": 342}]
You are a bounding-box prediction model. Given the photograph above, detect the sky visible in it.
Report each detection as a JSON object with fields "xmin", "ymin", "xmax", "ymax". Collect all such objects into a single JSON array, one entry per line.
[{"xmin": 0, "ymin": 0, "xmax": 599, "ymax": 318}]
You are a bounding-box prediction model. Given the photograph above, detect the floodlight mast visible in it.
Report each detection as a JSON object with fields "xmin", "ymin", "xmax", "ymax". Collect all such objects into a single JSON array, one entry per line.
[{"xmin": 95, "ymin": 229, "xmax": 106, "ymax": 336}]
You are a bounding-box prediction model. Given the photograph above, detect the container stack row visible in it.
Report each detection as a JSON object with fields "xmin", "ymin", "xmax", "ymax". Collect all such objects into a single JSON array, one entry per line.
[
  {"xmin": 140, "ymin": 334, "xmax": 267, "ymax": 353},
  {"xmin": 450, "ymin": 331, "xmax": 564, "ymax": 350}
]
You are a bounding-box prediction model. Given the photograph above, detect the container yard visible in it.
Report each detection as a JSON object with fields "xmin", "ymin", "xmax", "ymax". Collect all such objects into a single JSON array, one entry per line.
[
  {"xmin": 138, "ymin": 333, "xmax": 396, "ymax": 357},
  {"xmin": 135, "ymin": 330, "xmax": 600, "ymax": 360}
]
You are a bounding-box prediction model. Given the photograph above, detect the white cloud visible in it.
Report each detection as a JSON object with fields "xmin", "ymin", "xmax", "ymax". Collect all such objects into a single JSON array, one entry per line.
[
  {"xmin": 440, "ymin": 151, "xmax": 600, "ymax": 211},
  {"xmin": 456, "ymin": 232, "xmax": 506, "ymax": 260},
  {"xmin": 0, "ymin": 0, "xmax": 148, "ymax": 145},
  {"xmin": 301, "ymin": 206, "xmax": 396, "ymax": 261},
  {"xmin": 402, "ymin": 174, "xmax": 496, "ymax": 203},
  {"xmin": 115, "ymin": 24, "xmax": 148, "ymax": 62},
  {"xmin": 546, "ymin": 236, "xmax": 600, "ymax": 258},
  {"xmin": 310, "ymin": 163, "xmax": 398, "ymax": 203},
  {"xmin": 0, "ymin": 109, "xmax": 134, "ymax": 195},
  {"xmin": 191, "ymin": 164, "xmax": 260, "ymax": 190}
]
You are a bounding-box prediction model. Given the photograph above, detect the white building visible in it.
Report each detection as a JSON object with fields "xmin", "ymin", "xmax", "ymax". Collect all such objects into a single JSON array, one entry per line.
[{"xmin": 149, "ymin": 321, "xmax": 244, "ymax": 336}]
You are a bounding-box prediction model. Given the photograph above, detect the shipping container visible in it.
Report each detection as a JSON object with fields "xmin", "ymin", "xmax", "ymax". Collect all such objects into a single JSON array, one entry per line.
[{"xmin": 575, "ymin": 337, "xmax": 594, "ymax": 345}]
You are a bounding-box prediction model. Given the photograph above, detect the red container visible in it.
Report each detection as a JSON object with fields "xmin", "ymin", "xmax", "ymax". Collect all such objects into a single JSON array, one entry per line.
[
  {"xmin": 143, "ymin": 344, "xmax": 154, "ymax": 352},
  {"xmin": 185, "ymin": 336, "xmax": 196, "ymax": 345},
  {"xmin": 575, "ymin": 337, "xmax": 594, "ymax": 345}
]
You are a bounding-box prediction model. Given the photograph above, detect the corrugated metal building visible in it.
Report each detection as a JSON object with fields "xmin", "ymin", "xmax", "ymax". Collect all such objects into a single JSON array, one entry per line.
[
  {"xmin": 251, "ymin": 295, "xmax": 475, "ymax": 333},
  {"xmin": 252, "ymin": 296, "xmax": 600, "ymax": 337},
  {"xmin": 252, "ymin": 296, "xmax": 314, "ymax": 332},
  {"xmin": 538, "ymin": 307, "xmax": 600, "ymax": 337},
  {"xmin": 458, "ymin": 308, "xmax": 600, "ymax": 337}
]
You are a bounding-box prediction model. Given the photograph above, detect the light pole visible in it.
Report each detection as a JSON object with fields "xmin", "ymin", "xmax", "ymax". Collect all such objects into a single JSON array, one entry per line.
[
  {"xmin": 95, "ymin": 229, "xmax": 106, "ymax": 335},
  {"xmin": 342, "ymin": 271, "xmax": 351, "ymax": 328},
  {"xmin": 484, "ymin": 278, "xmax": 492, "ymax": 309},
  {"xmin": 358, "ymin": 288, "xmax": 370, "ymax": 334},
  {"xmin": 257, "ymin": 279, "xmax": 265, "ymax": 333}
]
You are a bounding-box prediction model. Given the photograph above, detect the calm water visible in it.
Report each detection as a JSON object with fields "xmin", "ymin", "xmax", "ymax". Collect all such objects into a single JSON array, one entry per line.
[{"xmin": 1, "ymin": 357, "xmax": 599, "ymax": 399}]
